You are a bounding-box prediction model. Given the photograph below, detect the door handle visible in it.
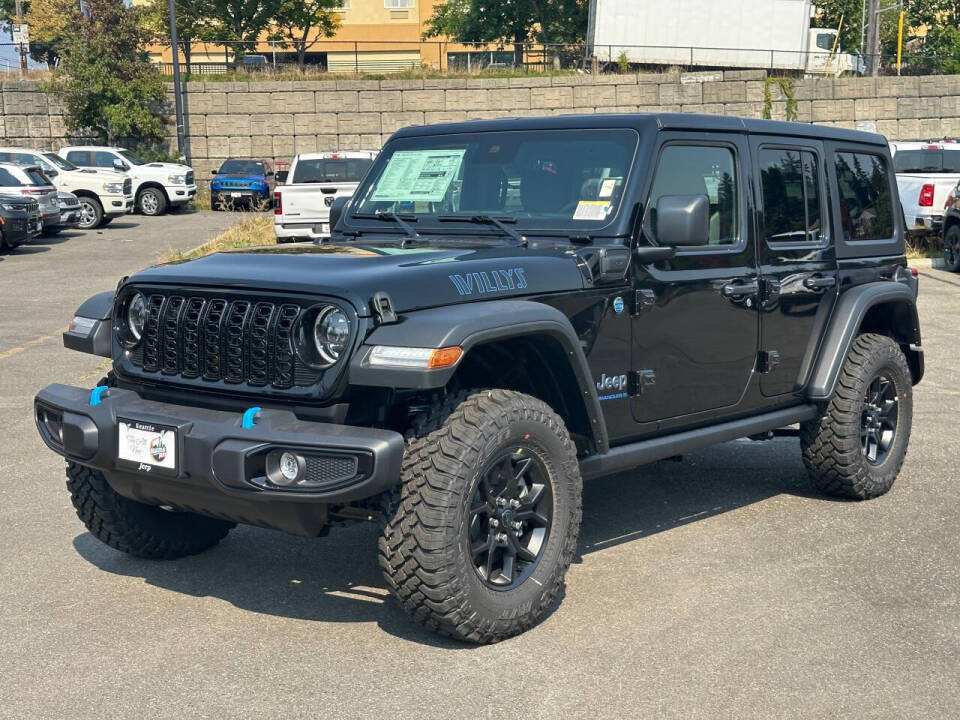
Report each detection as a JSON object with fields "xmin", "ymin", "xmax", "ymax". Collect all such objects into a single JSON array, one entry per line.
[
  {"xmin": 803, "ymin": 274, "xmax": 837, "ymax": 290},
  {"xmin": 721, "ymin": 279, "xmax": 759, "ymax": 298}
]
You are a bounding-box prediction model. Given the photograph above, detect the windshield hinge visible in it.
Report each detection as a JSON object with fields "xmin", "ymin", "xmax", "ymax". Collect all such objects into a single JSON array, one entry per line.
[{"xmin": 370, "ymin": 291, "xmax": 397, "ymax": 325}]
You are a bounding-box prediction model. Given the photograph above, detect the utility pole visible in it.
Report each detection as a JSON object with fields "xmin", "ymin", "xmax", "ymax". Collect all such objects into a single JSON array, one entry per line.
[
  {"xmin": 865, "ymin": 0, "xmax": 880, "ymax": 76},
  {"xmin": 167, "ymin": 0, "xmax": 186, "ymax": 160},
  {"xmin": 13, "ymin": 0, "xmax": 27, "ymax": 75}
]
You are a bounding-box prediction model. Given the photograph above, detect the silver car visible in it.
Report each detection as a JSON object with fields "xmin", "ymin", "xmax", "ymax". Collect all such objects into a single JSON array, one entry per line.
[{"xmin": 0, "ymin": 162, "xmax": 59, "ymax": 231}]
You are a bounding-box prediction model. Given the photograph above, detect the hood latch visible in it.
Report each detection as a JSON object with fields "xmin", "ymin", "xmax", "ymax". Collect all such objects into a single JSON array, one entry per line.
[{"xmin": 370, "ymin": 291, "xmax": 398, "ymax": 325}]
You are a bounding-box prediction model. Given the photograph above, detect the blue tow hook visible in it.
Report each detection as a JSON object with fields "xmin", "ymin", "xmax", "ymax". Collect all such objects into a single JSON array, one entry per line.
[
  {"xmin": 241, "ymin": 407, "xmax": 262, "ymax": 429},
  {"xmin": 89, "ymin": 386, "xmax": 109, "ymax": 406}
]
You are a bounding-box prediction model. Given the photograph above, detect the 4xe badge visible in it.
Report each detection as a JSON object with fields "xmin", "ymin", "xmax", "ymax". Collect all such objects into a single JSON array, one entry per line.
[{"xmin": 596, "ymin": 372, "xmax": 628, "ymax": 401}]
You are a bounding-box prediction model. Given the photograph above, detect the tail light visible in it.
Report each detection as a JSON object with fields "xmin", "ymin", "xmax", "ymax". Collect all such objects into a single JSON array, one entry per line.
[
  {"xmin": 274, "ymin": 191, "xmax": 282, "ymax": 215},
  {"xmin": 919, "ymin": 184, "xmax": 935, "ymax": 207}
]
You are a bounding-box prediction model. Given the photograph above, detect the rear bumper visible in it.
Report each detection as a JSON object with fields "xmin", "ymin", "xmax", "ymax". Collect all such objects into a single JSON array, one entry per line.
[
  {"xmin": 904, "ymin": 212, "xmax": 942, "ymax": 236},
  {"xmin": 34, "ymin": 383, "xmax": 405, "ymax": 536},
  {"xmin": 274, "ymin": 220, "xmax": 331, "ymax": 241}
]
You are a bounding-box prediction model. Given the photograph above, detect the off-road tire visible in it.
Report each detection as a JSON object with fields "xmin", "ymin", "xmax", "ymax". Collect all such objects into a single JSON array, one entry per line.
[
  {"xmin": 138, "ymin": 187, "xmax": 167, "ymax": 216},
  {"xmin": 800, "ymin": 333, "xmax": 913, "ymax": 500},
  {"xmin": 944, "ymin": 225, "xmax": 960, "ymax": 272},
  {"xmin": 378, "ymin": 390, "xmax": 582, "ymax": 644},
  {"xmin": 66, "ymin": 462, "xmax": 235, "ymax": 559}
]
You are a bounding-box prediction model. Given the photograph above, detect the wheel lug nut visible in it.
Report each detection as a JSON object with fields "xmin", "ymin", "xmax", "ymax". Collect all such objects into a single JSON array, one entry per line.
[
  {"xmin": 496, "ymin": 497, "xmax": 506, "ymax": 507},
  {"xmin": 510, "ymin": 499, "xmax": 520, "ymax": 508},
  {"xmin": 489, "ymin": 518, "xmax": 499, "ymax": 528}
]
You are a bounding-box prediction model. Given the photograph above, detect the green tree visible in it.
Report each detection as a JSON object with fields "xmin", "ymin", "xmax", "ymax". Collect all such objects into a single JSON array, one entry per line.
[
  {"xmin": 47, "ymin": 0, "xmax": 167, "ymax": 143},
  {"xmin": 906, "ymin": 1, "xmax": 960, "ymax": 73},
  {"xmin": 268, "ymin": 0, "xmax": 342, "ymax": 71},
  {"xmin": 143, "ymin": 0, "xmax": 215, "ymax": 71},
  {"xmin": 423, "ymin": 0, "xmax": 587, "ymax": 67},
  {"xmin": 206, "ymin": 0, "xmax": 283, "ymax": 69}
]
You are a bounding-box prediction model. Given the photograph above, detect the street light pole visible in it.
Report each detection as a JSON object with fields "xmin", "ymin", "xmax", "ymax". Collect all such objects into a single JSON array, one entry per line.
[
  {"xmin": 167, "ymin": 0, "xmax": 186, "ymax": 160},
  {"xmin": 13, "ymin": 0, "xmax": 27, "ymax": 76}
]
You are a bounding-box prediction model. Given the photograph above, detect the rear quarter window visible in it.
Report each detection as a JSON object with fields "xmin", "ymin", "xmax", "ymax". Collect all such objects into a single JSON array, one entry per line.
[
  {"xmin": 834, "ymin": 152, "xmax": 894, "ymax": 241},
  {"xmin": 0, "ymin": 168, "xmax": 23, "ymax": 186}
]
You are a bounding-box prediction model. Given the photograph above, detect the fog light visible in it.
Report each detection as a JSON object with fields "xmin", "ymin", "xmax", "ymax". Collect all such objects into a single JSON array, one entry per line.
[{"xmin": 278, "ymin": 452, "xmax": 301, "ymax": 484}]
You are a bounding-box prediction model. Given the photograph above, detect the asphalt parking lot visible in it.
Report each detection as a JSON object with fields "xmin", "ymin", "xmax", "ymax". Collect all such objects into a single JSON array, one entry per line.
[{"xmin": 1, "ymin": 223, "xmax": 958, "ymax": 717}]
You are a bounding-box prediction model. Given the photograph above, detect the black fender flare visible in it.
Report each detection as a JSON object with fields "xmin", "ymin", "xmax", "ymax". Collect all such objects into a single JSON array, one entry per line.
[
  {"xmin": 807, "ymin": 281, "xmax": 922, "ymax": 401},
  {"xmin": 348, "ymin": 299, "xmax": 609, "ymax": 453},
  {"xmin": 62, "ymin": 291, "xmax": 114, "ymax": 357}
]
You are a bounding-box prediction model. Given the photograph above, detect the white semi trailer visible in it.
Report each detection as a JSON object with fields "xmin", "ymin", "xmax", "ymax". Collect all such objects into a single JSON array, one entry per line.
[{"xmin": 587, "ymin": 0, "xmax": 862, "ymax": 76}]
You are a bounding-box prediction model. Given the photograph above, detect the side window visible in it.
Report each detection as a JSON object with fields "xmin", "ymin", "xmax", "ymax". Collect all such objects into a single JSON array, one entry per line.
[
  {"xmin": 759, "ymin": 148, "xmax": 823, "ymax": 244},
  {"xmin": 95, "ymin": 151, "xmax": 117, "ymax": 169},
  {"xmin": 834, "ymin": 152, "xmax": 894, "ymax": 241},
  {"xmin": 67, "ymin": 151, "xmax": 91, "ymax": 167},
  {"xmin": 0, "ymin": 168, "xmax": 22, "ymax": 186},
  {"xmin": 648, "ymin": 144, "xmax": 738, "ymax": 246}
]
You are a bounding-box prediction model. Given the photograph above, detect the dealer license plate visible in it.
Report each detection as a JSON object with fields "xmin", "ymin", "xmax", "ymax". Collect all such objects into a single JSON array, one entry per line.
[
  {"xmin": 118, "ymin": 419, "xmax": 177, "ymax": 473},
  {"xmin": 230, "ymin": 191, "xmax": 244, "ymax": 198}
]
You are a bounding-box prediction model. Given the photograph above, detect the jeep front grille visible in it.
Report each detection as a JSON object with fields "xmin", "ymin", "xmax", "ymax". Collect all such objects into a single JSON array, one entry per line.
[{"xmin": 128, "ymin": 291, "xmax": 323, "ymax": 391}]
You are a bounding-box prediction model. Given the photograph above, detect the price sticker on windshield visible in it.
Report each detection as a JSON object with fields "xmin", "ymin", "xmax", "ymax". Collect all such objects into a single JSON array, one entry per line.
[{"xmin": 370, "ymin": 149, "xmax": 465, "ymax": 203}]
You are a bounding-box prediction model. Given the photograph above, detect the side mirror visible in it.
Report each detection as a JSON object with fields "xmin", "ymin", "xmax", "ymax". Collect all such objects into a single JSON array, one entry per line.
[
  {"xmin": 266, "ymin": 170, "xmax": 275, "ymax": 177},
  {"xmin": 46, "ymin": 169, "xmax": 58, "ymax": 178},
  {"xmin": 113, "ymin": 159, "xmax": 129, "ymax": 172},
  {"xmin": 654, "ymin": 194, "xmax": 710, "ymax": 246},
  {"xmin": 275, "ymin": 170, "xmax": 288, "ymax": 184},
  {"xmin": 329, "ymin": 196, "xmax": 349, "ymax": 231},
  {"xmin": 211, "ymin": 169, "xmax": 218, "ymax": 176}
]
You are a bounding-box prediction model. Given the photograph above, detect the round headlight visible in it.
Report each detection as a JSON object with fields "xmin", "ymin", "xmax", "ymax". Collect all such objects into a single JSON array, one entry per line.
[
  {"xmin": 127, "ymin": 293, "xmax": 146, "ymax": 341},
  {"xmin": 313, "ymin": 306, "xmax": 350, "ymax": 366}
]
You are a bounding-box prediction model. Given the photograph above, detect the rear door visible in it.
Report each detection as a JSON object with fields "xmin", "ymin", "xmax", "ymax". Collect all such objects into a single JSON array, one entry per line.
[
  {"xmin": 630, "ymin": 133, "xmax": 760, "ymax": 426},
  {"xmin": 750, "ymin": 137, "xmax": 838, "ymax": 397}
]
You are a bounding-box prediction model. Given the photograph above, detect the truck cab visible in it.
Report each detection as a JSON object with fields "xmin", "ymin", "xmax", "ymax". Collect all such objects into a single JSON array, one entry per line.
[{"xmin": 805, "ymin": 28, "xmax": 865, "ymax": 76}]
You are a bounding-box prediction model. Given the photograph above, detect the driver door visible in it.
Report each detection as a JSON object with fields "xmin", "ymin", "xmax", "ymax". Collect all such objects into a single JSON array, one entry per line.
[{"xmin": 630, "ymin": 134, "xmax": 760, "ymax": 427}]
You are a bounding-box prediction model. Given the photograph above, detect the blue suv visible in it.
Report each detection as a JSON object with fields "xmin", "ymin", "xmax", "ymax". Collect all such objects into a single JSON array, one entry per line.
[{"xmin": 210, "ymin": 158, "xmax": 275, "ymax": 210}]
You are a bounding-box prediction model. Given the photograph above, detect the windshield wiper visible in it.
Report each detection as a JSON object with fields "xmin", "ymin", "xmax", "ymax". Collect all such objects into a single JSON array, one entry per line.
[
  {"xmin": 350, "ymin": 211, "xmax": 421, "ymax": 246},
  {"xmin": 437, "ymin": 215, "xmax": 526, "ymax": 246}
]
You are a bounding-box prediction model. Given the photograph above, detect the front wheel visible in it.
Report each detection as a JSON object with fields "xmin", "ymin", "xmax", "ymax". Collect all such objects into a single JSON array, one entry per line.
[
  {"xmin": 800, "ymin": 333, "xmax": 913, "ymax": 500},
  {"xmin": 138, "ymin": 187, "xmax": 167, "ymax": 216},
  {"xmin": 943, "ymin": 225, "xmax": 960, "ymax": 272},
  {"xmin": 66, "ymin": 462, "xmax": 234, "ymax": 559},
  {"xmin": 76, "ymin": 197, "xmax": 103, "ymax": 229},
  {"xmin": 379, "ymin": 390, "xmax": 582, "ymax": 644}
]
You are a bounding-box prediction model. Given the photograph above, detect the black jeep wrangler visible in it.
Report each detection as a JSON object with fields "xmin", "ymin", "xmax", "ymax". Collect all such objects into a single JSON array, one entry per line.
[{"xmin": 36, "ymin": 115, "xmax": 923, "ymax": 643}]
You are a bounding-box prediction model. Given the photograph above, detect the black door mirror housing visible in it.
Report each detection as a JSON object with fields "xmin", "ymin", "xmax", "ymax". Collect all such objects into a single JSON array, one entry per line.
[
  {"xmin": 655, "ymin": 194, "xmax": 710, "ymax": 247},
  {"xmin": 329, "ymin": 196, "xmax": 349, "ymax": 231}
]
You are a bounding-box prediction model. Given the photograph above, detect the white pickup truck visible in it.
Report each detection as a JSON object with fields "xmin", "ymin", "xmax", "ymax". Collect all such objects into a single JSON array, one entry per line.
[
  {"xmin": 890, "ymin": 141, "xmax": 960, "ymax": 239},
  {"xmin": 59, "ymin": 146, "xmax": 196, "ymax": 216},
  {"xmin": 274, "ymin": 151, "xmax": 378, "ymax": 242}
]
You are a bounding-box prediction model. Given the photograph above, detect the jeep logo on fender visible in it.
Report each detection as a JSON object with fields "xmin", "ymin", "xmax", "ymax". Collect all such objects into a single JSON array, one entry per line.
[
  {"xmin": 448, "ymin": 268, "xmax": 527, "ymax": 296},
  {"xmin": 596, "ymin": 373, "xmax": 628, "ymax": 401}
]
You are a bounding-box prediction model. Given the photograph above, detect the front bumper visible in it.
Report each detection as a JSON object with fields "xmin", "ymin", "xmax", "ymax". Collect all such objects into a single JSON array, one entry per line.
[
  {"xmin": 168, "ymin": 183, "xmax": 197, "ymax": 204},
  {"xmin": 35, "ymin": 383, "xmax": 404, "ymax": 536},
  {"xmin": 104, "ymin": 194, "xmax": 135, "ymax": 217}
]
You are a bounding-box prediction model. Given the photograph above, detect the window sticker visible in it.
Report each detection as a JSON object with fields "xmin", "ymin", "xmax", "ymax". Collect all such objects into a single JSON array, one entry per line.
[
  {"xmin": 599, "ymin": 178, "xmax": 619, "ymax": 199},
  {"xmin": 370, "ymin": 149, "xmax": 466, "ymax": 203},
  {"xmin": 573, "ymin": 200, "xmax": 611, "ymax": 221}
]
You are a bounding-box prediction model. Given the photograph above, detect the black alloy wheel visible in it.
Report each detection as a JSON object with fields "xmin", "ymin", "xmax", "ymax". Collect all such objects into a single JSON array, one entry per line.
[
  {"xmin": 861, "ymin": 374, "xmax": 899, "ymax": 465},
  {"xmin": 468, "ymin": 447, "xmax": 553, "ymax": 590}
]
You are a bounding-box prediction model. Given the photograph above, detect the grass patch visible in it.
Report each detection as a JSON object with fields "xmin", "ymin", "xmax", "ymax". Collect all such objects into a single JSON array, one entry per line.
[
  {"xmin": 160, "ymin": 215, "xmax": 275, "ymax": 263},
  {"xmin": 905, "ymin": 236, "xmax": 942, "ymax": 259}
]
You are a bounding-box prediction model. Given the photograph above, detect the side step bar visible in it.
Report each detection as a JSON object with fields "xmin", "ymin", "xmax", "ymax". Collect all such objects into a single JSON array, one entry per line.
[{"xmin": 579, "ymin": 405, "xmax": 819, "ymax": 480}]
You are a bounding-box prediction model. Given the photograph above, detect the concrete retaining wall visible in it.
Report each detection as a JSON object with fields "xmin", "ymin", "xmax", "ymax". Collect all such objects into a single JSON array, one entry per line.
[{"xmin": 3, "ymin": 71, "xmax": 959, "ymax": 176}]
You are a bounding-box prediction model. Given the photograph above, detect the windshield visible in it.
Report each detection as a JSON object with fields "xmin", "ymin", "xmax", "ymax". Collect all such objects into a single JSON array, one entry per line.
[
  {"xmin": 350, "ymin": 128, "xmax": 639, "ymax": 232},
  {"xmin": 293, "ymin": 157, "xmax": 373, "ymax": 184},
  {"xmin": 118, "ymin": 149, "xmax": 144, "ymax": 166},
  {"xmin": 43, "ymin": 153, "xmax": 77, "ymax": 171},
  {"xmin": 893, "ymin": 148, "xmax": 960, "ymax": 174},
  {"xmin": 219, "ymin": 159, "xmax": 264, "ymax": 175}
]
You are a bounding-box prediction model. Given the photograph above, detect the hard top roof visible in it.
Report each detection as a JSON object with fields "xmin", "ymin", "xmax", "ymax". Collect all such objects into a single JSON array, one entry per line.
[{"xmin": 391, "ymin": 112, "xmax": 888, "ymax": 147}]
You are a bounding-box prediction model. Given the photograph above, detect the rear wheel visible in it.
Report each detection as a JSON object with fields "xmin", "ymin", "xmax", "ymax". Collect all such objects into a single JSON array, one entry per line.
[
  {"xmin": 66, "ymin": 462, "xmax": 234, "ymax": 559},
  {"xmin": 800, "ymin": 333, "xmax": 913, "ymax": 500},
  {"xmin": 77, "ymin": 197, "xmax": 103, "ymax": 229},
  {"xmin": 943, "ymin": 225, "xmax": 960, "ymax": 272},
  {"xmin": 138, "ymin": 187, "xmax": 167, "ymax": 216},
  {"xmin": 379, "ymin": 390, "xmax": 582, "ymax": 643}
]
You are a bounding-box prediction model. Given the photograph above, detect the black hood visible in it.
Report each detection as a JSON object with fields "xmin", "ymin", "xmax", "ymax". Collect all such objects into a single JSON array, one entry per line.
[{"xmin": 126, "ymin": 242, "xmax": 587, "ymax": 315}]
